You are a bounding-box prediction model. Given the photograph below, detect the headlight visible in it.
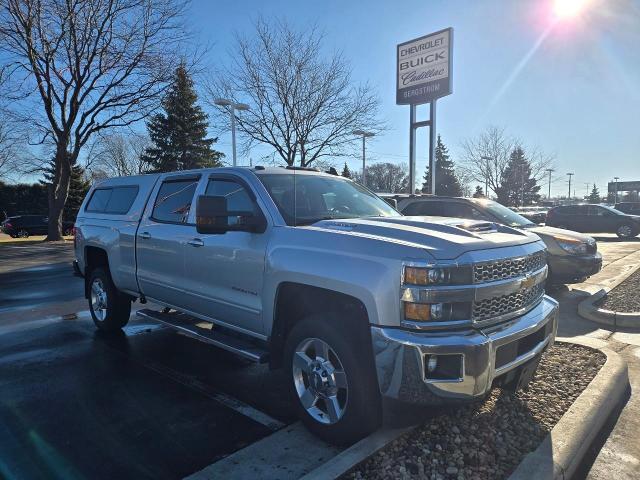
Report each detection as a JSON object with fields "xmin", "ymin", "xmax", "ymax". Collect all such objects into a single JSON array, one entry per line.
[
  {"xmin": 404, "ymin": 266, "xmax": 450, "ymax": 285},
  {"xmin": 556, "ymin": 237, "xmax": 589, "ymax": 255}
]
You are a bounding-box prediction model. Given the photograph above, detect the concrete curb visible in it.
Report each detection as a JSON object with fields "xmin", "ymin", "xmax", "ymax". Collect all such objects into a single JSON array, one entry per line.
[
  {"xmin": 578, "ymin": 262, "xmax": 640, "ymax": 329},
  {"xmin": 509, "ymin": 336, "xmax": 629, "ymax": 480},
  {"xmin": 299, "ymin": 426, "xmax": 414, "ymax": 480}
]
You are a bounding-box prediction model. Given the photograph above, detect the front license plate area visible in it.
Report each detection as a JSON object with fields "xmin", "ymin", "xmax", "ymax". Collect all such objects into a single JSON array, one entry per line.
[{"xmin": 499, "ymin": 353, "xmax": 542, "ymax": 392}]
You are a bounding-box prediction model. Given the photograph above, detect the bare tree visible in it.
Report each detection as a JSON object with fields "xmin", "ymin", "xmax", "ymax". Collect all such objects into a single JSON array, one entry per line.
[
  {"xmin": 353, "ymin": 162, "xmax": 408, "ymax": 193},
  {"xmin": 208, "ymin": 19, "xmax": 383, "ymax": 167},
  {"xmin": 91, "ymin": 132, "xmax": 149, "ymax": 177},
  {"xmin": 460, "ymin": 126, "xmax": 553, "ymax": 198},
  {"xmin": 0, "ymin": 0, "xmax": 189, "ymax": 240}
]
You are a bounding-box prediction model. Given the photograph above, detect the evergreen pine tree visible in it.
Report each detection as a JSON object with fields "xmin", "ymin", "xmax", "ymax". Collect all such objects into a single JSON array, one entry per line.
[
  {"xmin": 41, "ymin": 158, "xmax": 90, "ymax": 222},
  {"xmin": 341, "ymin": 162, "xmax": 352, "ymax": 178},
  {"xmin": 586, "ymin": 184, "xmax": 601, "ymax": 203},
  {"xmin": 472, "ymin": 186, "xmax": 484, "ymax": 198},
  {"xmin": 142, "ymin": 64, "xmax": 223, "ymax": 172},
  {"xmin": 495, "ymin": 147, "xmax": 540, "ymax": 207},
  {"xmin": 421, "ymin": 135, "xmax": 463, "ymax": 196}
]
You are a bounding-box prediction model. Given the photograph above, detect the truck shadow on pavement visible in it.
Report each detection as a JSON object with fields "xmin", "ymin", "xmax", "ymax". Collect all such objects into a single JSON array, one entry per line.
[{"xmin": 0, "ymin": 317, "xmax": 294, "ymax": 480}]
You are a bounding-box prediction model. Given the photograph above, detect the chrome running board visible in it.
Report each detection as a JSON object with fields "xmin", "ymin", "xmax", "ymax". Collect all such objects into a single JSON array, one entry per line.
[{"xmin": 136, "ymin": 309, "xmax": 269, "ymax": 363}]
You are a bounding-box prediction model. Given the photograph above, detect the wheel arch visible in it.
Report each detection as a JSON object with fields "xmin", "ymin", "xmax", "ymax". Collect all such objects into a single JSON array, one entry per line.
[
  {"xmin": 83, "ymin": 246, "xmax": 110, "ymax": 299},
  {"xmin": 269, "ymin": 282, "xmax": 372, "ymax": 370}
]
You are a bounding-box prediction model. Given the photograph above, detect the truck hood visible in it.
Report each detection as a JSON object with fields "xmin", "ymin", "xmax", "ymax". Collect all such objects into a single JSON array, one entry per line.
[{"xmin": 307, "ymin": 216, "xmax": 541, "ymax": 260}]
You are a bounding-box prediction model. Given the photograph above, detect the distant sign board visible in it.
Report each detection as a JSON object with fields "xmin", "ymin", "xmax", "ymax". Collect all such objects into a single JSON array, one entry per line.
[
  {"xmin": 396, "ymin": 28, "xmax": 452, "ymax": 105},
  {"xmin": 608, "ymin": 181, "xmax": 640, "ymax": 192}
]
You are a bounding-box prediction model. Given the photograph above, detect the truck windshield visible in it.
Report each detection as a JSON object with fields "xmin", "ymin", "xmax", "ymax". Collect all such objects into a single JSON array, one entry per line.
[
  {"xmin": 472, "ymin": 199, "xmax": 536, "ymax": 228},
  {"xmin": 257, "ymin": 173, "xmax": 399, "ymax": 226}
]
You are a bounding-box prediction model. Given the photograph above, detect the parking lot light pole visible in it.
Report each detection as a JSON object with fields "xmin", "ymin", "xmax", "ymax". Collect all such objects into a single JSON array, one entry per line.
[
  {"xmin": 352, "ymin": 130, "xmax": 375, "ymax": 187},
  {"xmin": 567, "ymin": 172, "xmax": 574, "ymax": 201},
  {"xmin": 614, "ymin": 176, "xmax": 620, "ymax": 204},
  {"xmin": 215, "ymin": 98, "xmax": 250, "ymax": 167}
]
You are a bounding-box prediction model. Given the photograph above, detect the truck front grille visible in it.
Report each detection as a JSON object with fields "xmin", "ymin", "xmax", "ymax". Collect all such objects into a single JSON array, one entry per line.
[
  {"xmin": 472, "ymin": 283, "xmax": 545, "ymax": 322},
  {"xmin": 473, "ymin": 251, "xmax": 546, "ymax": 283}
]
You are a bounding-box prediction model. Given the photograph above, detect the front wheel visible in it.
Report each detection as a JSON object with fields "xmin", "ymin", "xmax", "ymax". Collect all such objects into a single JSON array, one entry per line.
[
  {"xmin": 616, "ymin": 223, "xmax": 638, "ymax": 239},
  {"xmin": 16, "ymin": 229, "xmax": 29, "ymax": 238},
  {"xmin": 88, "ymin": 267, "xmax": 131, "ymax": 332},
  {"xmin": 284, "ymin": 313, "xmax": 381, "ymax": 445}
]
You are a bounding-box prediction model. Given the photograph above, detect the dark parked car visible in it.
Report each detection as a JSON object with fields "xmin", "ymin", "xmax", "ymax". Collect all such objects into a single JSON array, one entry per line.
[
  {"xmin": 386, "ymin": 195, "xmax": 602, "ymax": 285},
  {"xmin": 546, "ymin": 204, "xmax": 640, "ymax": 238},
  {"xmin": 615, "ymin": 202, "xmax": 640, "ymax": 215},
  {"xmin": 515, "ymin": 206, "xmax": 548, "ymax": 224},
  {"xmin": 1, "ymin": 215, "xmax": 74, "ymax": 238}
]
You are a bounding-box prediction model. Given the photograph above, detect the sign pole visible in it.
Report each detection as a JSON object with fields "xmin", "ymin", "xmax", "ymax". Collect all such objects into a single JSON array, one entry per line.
[
  {"xmin": 429, "ymin": 100, "xmax": 437, "ymax": 195},
  {"xmin": 409, "ymin": 105, "xmax": 416, "ymax": 193}
]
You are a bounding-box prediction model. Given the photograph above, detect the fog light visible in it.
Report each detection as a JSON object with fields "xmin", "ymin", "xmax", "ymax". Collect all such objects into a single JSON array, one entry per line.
[
  {"xmin": 424, "ymin": 354, "xmax": 464, "ymax": 382},
  {"xmin": 427, "ymin": 355, "xmax": 438, "ymax": 372}
]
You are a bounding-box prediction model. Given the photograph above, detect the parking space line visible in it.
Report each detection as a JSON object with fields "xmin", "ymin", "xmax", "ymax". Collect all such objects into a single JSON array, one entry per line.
[{"xmin": 136, "ymin": 355, "xmax": 285, "ymax": 431}]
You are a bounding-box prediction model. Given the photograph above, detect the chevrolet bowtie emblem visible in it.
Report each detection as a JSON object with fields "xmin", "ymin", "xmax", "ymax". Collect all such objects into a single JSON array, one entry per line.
[{"xmin": 521, "ymin": 274, "xmax": 536, "ymax": 290}]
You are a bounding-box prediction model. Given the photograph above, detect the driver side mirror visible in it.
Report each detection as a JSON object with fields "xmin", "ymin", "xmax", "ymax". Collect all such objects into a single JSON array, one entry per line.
[{"xmin": 196, "ymin": 195, "xmax": 265, "ymax": 234}]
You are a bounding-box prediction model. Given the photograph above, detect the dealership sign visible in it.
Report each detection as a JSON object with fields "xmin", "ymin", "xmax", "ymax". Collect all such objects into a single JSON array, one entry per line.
[
  {"xmin": 396, "ymin": 28, "xmax": 452, "ymax": 105},
  {"xmin": 608, "ymin": 180, "xmax": 640, "ymax": 192}
]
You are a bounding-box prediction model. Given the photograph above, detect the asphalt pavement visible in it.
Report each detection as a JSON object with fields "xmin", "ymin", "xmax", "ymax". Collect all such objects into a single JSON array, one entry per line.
[{"xmin": 0, "ymin": 241, "xmax": 296, "ymax": 480}]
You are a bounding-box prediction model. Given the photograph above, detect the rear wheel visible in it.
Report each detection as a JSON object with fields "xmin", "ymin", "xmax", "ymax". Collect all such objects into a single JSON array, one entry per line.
[
  {"xmin": 284, "ymin": 313, "xmax": 381, "ymax": 445},
  {"xmin": 16, "ymin": 229, "xmax": 29, "ymax": 238},
  {"xmin": 616, "ymin": 223, "xmax": 638, "ymax": 239},
  {"xmin": 88, "ymin": 267, "xmax": 131, "ymax": 332}
]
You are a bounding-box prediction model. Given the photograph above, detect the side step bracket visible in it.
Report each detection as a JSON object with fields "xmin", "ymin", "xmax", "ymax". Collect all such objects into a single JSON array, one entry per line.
[{"xmin": 136, "ymin": 309, "xmax": 269, "ymax": 363}]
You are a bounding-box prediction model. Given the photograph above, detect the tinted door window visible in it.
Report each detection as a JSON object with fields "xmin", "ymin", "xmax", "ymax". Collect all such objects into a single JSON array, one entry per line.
[
  {"xmin": 402, "ymin": 201, "xmax": 444, "ymax": 216},
  {"xmin": 152, "ymin": 179, "xmax": 198, "ymax": 223},
  {"xmin": 205, "ymin": 179, "xmax": 255, "ymax": 212},
  {"xmin": 205, "ymin": 178, "xmax": 256, "ymax": 226}
]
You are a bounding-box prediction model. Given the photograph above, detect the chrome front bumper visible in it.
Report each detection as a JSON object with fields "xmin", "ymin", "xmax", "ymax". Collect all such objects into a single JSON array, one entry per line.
[{"xmin": 371, "ymin": 295, "xmax": 559, "ymax": 405}]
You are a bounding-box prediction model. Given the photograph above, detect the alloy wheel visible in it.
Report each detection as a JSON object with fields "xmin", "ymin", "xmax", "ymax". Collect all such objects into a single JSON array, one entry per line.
[
  {"xmin": 292, "ymin": 337, "xmax": 348, "ymax": 425},
  {"xmin": 17, "ymin": 229, "xmax": 29, "ymax": 238},
  {"xmin": 617, "ymin": 225, "xmax": 633, "ymax": 238},
  {"xmin": 90, "ymin": 278, "xmax": 108, "ymax": 321}
]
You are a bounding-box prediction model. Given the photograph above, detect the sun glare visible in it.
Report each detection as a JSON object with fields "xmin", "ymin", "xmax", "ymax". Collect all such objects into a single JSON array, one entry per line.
[{"xmin": 553, "ymin": 0, "xmax": 590, "ymax": 19}]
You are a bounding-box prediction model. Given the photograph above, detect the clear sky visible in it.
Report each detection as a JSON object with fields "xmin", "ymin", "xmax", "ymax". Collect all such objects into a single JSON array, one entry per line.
[{"xmin": 189, "ymin": 0, "xmax": 640, "ymax": 197}]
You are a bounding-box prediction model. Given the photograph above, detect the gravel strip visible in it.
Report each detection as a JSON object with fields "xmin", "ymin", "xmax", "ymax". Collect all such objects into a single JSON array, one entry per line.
[
  {"xmin": 597, "ymin": 267, "xmax": 640, "ymax": 313},
  {"xmin": 343, "ymin": 343, "xmax": 604, "ymax": 480}
]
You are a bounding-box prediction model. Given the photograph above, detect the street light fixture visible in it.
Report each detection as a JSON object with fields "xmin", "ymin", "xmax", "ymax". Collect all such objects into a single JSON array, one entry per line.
[
  {"xmin": 352, "ymin": 130, "xmax": 375, "ymax": 187},
  {"xmin": 215, "ymin": 98, "xmax": 250, "ymax": 167}
]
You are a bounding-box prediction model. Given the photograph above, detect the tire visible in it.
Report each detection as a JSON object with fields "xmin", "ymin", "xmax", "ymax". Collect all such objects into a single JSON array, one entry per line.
[
  {"xmin": 88, "ymin": 267, "xmax": 131, "ymax": 332},
  {"xmin": 616, "ymin": 223, "xmax": 638, "ymax": 239},
  {"xmin": 17, "ymin": 229, "xmax": 29, "ymax": 238},
  {"xmin": 63, "ymin": 227, "xmax": 74, "ymax": 236},
  {"xmin": 284, "ymin": 313, "xmax": 381, "ymax": 445}
]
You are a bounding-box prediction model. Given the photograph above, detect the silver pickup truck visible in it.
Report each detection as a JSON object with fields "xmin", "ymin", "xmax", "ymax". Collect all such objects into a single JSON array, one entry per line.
[{"xmin": 74, "ymin": 166, "xmax": 558, "ymax": 444}]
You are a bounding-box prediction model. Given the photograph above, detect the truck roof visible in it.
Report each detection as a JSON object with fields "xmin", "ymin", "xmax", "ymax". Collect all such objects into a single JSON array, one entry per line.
[{"xmin": 92, "ymin": 165, "xmax": 339, "ymax": 188}]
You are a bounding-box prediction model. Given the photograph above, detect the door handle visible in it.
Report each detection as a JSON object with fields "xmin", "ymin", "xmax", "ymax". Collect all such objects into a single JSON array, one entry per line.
[
  {"xmin": 139, "ymin": 232, "xmax": 151, "ymax": 239},
  {"xmin": 188, "ymin": 238, "xmax": 204, "ymax": 247}
]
